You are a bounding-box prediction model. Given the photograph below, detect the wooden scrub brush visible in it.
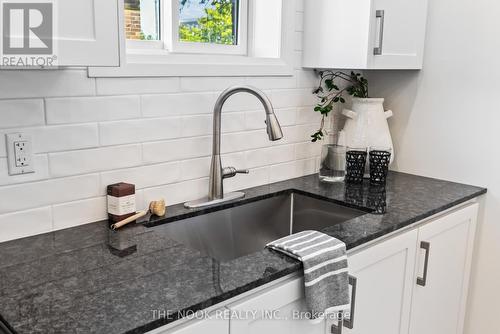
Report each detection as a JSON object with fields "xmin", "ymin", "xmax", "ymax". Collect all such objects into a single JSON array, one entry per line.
[{"xmin": 111, "ymin": 199, "xmax": 166, "ymax": 230}]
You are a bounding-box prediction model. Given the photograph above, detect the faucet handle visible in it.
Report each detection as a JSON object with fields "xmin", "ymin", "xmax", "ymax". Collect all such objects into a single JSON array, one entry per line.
[{"xmin": 222, "ymin": 167, "xmax": 250, "ymax": 179}]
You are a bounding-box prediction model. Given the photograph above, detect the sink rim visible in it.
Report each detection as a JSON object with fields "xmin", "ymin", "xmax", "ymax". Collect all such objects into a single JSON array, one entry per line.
[{"xmin": 143, "ymin": 188, "xmax": 373, "ymax": 230}]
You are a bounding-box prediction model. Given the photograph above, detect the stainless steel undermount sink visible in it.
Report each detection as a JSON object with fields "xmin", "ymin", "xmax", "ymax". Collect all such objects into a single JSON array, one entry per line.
[{"xmin": 156, "ymin": 193, "xmax": 367, "ymax": 262}]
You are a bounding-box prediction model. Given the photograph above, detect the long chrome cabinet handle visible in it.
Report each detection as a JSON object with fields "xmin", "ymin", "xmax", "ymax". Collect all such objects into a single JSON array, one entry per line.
[
  {"xmin": 331, "ymin": 275, "xmax": 357, "ymax": 333},
  {"xmin": 344, "ymin": 275, "xmax": 357, "ymax": 329},
  {"xmin": 417, "ymin": 241, "xmax": 431, "ymax": 286},
  {"xmin": 373, "ymin": 10, "xmax": 385, "ymax": 55}
]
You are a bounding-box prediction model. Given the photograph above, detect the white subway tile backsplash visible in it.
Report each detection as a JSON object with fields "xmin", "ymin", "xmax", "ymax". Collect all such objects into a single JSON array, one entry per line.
[
  {"xmin": 295, "ymin": 141, "xmax": 322, "ymax": 159},
  {"xmin": 225, "ymin": 167, "xmax": 270, "ymax": 193},
  {"xmin": 49, "ymin": 145, "xmax": 142, "ymax": 177},
  {"xmin": 0, "ymin": 207, "xmax": 52, "ymax": 242},
  {"xmin": 271, "ymin": 89, "xmax": 316, "ymax": 108},
  {"xmin": 142, "ymin": 92, "xmax": 215, "ymax": 117},
  {"xmin": 181, "ymin": 115, "xmax": 212, "ymax": 137},
  {"xmin": 269, "ymin": 158, "xmax": 316, "ymax": 183},
  {"xmin": 96, "ymin": 77, "xmax": 180, "ymax": 96},
  {"xmin": 297, "ymin": 157, "xmax": 317, "ymax": 176},
  {"xmin": 0, "ymin": 99, "xmax": 44, "ymax": 129},
  {"xmin": 180, "ymin": 113, "xmax": 245, "ymax": 137},
  {"xmin": 46, "ymin": 96, "xmax": 141, "ymax": 124},
  {"xmin": 296, "ymin": 69, "xmax": 317, "ymax": 88},
  {"xmin": 279, "ymin": 124, "xmax": 318, "ymax": 145},
  {"xmin": 245, "ymin": 108, "xmax": 295, "ymax": 131},
  {"xmin": 245, "ymin": 145, "xmax": 295, "ymax": 169},
  {"xmin": 0, "ymin": 70, "xmax": 94, "ymax": 99},
  {"xmin": 143, "ymin": 178, "xmax": 209, "ymax": 206},
  {"xmin": 221, "ymin": 130, "xmax": 270, "ymax": 153},
  {"xmin": 275, "ymin": 108, "xmax": 297, "ymax": 126},
  {"xmin": 52, "ymin": 197, "xmax": 107, "ymax": 230},
  {"xmin": 222, "ymin": 93, "xmax": 267, "ymax": 112},
  {"xmin": 100, "ymin": 161, "xmax": 181, "ymax": 190},
  {"xmin": 180, "ymin": 77, "xmax": 246, "ymax": 92},
  {"xmin": 222, "ymin": 113, "xmax": 247, "ymax": 133},
  {"xmin": 221, "ymin": 152, "xmax": 247, "ymax": 169},
  {"xmin": 0, "ymin": 124, "xmax": 99, "ymax": 157},
  {"xmin": 0, "ymin": 174, "xmax": 100, "ymax": 214},
  {"xmin": 135, "ymin": 189, "xmax": 146, "ymax": 211},
  {"xmin": 296, "ymin": 106, "xmax": 321, "ymax": 124},
  {"xmin": 270, "ymin": 161, "xmax": 298, "ymax": 183},
  {"xmin": 179, "ymin": 152, "xmax": 246, "ymax": 181},
  {"xmin": 99, "ymin": 117, "xmax": 182, "ymax": 146},
  {"xmin": 0, "ymin": 154, "xmax": 49, "ymax": 186},
  {"xmin": 142, "ymin": 136, "xmax": 211, "ymax": 164},
  {"xmin": 246, "ymin": 77, "xmax": 296, "ymax": 90},
  {"xmin": 245, "ymin": 111, "xmax": 267, "ymax": 130},
  {"xmin": 180, "ymin": 157, "xmax": 210, "ymax": 180}
]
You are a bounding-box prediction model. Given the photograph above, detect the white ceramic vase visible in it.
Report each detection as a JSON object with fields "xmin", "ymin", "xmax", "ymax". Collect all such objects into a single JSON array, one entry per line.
[{"xmin": 341, "ymin": 98, "xmax": 394, "ymax": 163}]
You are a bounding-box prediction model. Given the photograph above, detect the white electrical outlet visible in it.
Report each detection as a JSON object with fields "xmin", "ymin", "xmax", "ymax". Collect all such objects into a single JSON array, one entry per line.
[{"xmin": 6, "ymin": 133, "xmax": 34, "ymax": 175}]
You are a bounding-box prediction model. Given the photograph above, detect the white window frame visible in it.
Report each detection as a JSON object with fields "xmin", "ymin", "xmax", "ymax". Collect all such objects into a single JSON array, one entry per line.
[{"xmin": 88, "ymin": 0, "xmax": 294, "ymax": 77}]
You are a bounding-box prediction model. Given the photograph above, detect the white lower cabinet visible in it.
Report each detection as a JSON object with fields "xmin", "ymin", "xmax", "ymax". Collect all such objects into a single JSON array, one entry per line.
[
  {"xmin": 409, "ymin": 203, "xmax": 478, "ymax": 334},
  {"xmin": 156, "ymin": 202, "xmax": 479, "ymax": 334},
  {"xmin": 156, "ymin": 309, "xmax": 229, "ymax": 334},
  {"xmin": 327, "ymin": 228, "xmax": 418, "ymax": 334},
  {"xmin": 228, "ymin": 277, "xmax": 326, "ymax": 334}
]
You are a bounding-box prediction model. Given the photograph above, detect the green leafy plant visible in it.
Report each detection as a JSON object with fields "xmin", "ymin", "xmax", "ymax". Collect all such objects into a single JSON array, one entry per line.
[
  {"xmin": 139, "ymin": 31, "xmax": 154, "ymax": 40},
  {"xmin": 179, "ymin": 0, "xmax": 236, "ymax": 45},
  {"xmin": 310, "ymin": 70, "xmax": 369, "ymax": 142}
]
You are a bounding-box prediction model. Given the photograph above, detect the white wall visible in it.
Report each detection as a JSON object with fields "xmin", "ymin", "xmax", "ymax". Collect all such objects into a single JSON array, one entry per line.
[
  {"xmin": 0, "ymin": 0, "xmax": 325, "ymax": 242},
  {"xmin": 366, "ymin": 0, "xmax": 500, "ymax": 332}
]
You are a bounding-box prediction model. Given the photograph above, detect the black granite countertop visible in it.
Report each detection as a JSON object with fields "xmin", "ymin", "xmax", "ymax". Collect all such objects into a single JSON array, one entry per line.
[{"xmin": 0, "ymin": 172, "xmax": 486, "ymax": 334}]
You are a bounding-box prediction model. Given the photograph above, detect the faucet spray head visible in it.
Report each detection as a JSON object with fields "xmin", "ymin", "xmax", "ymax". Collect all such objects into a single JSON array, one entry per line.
[{"xmin": 266, "ymin": 113, "xmax": 283, "ymax": 141}]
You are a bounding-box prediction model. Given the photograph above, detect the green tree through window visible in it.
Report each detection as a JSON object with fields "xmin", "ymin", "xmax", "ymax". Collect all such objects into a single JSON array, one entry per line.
[{"xmin": 179, "ymin": 0, "xmax": 237, "ymax": 45}]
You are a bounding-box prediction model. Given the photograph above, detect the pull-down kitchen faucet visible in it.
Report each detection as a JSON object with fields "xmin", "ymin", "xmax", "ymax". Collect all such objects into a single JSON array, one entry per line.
[{"xmin": 185, "ymin": 86, "xmax": 283, "ymax": 209}]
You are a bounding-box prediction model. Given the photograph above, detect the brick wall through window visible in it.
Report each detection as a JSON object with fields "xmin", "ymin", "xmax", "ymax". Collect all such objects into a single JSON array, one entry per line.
[{"xmin": 125, "ymin": 9, "xmax": 142, "ymax": 40}]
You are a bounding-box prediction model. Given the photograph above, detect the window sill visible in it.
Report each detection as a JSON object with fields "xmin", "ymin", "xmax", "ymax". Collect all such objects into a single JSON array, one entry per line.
[{"xmin": 88, "ymin": 52, "xmax": 294, "ymax": 77}]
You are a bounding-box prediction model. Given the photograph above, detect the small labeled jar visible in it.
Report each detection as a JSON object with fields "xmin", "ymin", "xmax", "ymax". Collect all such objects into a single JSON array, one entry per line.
[{"xmin": 107, "ymin": 182, "xmax": 136, "ymax": 224}]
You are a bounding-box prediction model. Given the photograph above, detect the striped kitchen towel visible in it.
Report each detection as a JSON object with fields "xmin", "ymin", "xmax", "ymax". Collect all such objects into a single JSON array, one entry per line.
[{"xmin": 267, "ymin": 230, "xmax": 350, "ymax": 321}]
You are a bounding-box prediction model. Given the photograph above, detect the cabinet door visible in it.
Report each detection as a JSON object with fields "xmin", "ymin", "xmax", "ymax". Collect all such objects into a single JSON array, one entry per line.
[
  {"xmin": 229, "ymin": 277, "xmax": 326, "ymax": 334},
  {"xmin": 151, "ymin": 309, "xmax": 229, "ymax": 334},
  {"xmin": 302, "ymin": 0, "xmax": 372, "ymax": 69},
  {"xmin": 328, "ymin": 229, "xmax": 418, "ymax": 334},
  {"xmin": 409, "ymin": 203, "xmax": 478, "ymax": 334},
  {"xmin": 56, "ymin": 0, "xmax": 120, "ymax": 66},
  {"xmin": 368, "ymin": 0, "xmax": 428, "ymax": 69}
]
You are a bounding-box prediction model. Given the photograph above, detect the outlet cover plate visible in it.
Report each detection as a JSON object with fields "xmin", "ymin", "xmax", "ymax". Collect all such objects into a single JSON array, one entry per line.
[{"xmin": 6, "ymin": 133, "xmax": 34, "ymax": 175}]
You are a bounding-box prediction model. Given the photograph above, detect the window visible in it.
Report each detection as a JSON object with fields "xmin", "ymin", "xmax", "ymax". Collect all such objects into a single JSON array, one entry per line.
[
  {"xmin": 89, "ymin": 0, "xmax": 294, "ymax": 77},
  {"xmin": 124, "ymin": 0, "xmax": 248, "ymax": 54},
  {"xmin": 124, "ymin": 0, "xmax": 161, "ymax": 41},
  {"xmin": 178, "ymin": 0, "xmax": 239, "ymax": 45}
]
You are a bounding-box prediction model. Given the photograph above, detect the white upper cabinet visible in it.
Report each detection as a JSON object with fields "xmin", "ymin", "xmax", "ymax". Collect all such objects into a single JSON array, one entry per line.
[
  {"xmin": 56, "ymin": 0, "xmax": 120, "ymax": 66},
  {"xmin": 302, "ymin": 0, "xmax": 429, "ymax": 69}
]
